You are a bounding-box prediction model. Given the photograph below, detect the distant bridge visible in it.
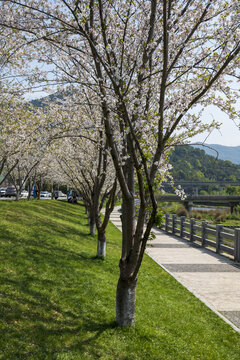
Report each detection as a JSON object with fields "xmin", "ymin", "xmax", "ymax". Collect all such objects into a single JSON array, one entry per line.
[
  {"xmin": 162, "ymin": 181, "xmax": 240, "ymax": 195},
  {"xmin": 157, "ymin": 194, "xmax": 240, "ymax": 213}
]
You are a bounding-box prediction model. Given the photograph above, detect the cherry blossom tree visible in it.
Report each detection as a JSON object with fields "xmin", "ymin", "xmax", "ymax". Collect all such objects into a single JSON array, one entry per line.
[
  {"xmin": 45, "ymin": 93, "xmax": 119, "ymax": 258},
  {"xmin": 0, "ymin": 91, "xmax": 44, "ymax": 186},
  {"xmin": 55, "ymin": 135, "xmax": 118, "ymax": 257},
  {"xmin": 1, "ymin": 102, "xmax": 53, "ymax": 196},
  {"xmin": 0, "ymin": 0, "xmax": 239, "ymax": 326}
]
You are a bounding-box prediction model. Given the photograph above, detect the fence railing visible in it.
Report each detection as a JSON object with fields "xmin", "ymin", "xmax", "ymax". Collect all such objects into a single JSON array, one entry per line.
[{"xmin": 161, "ymin": 214, "xmax": 240, "ymax": 262}]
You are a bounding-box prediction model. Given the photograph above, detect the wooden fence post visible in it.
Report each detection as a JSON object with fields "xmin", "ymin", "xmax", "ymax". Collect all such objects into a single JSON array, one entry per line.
[
  {"xmin": 180, "ymin": 216, "xmax": 185, "ymax": 238},
  {"xmin": 190, "ymin": 218, "xmax": 196, "ymax": 242},
  {"xmin": 165, "ymin": 213, "xmax": 169, "ymax": 233},
  {"xmin": 172, "ymin": 214, "xmax": 177, "ymax": 235},
  {"xmin": 234, "ymin": 228, "xmax": 240, "ymax": 262},
  {"xmin": 216, "ymin": 224, "xmax": 223, "ymax": 254},
  {"xmin": 201, "ymin": 221, "xmax": 208, "ymax": 247}
]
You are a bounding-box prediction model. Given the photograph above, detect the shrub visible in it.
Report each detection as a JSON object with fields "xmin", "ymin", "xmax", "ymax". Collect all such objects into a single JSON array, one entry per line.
[
  {"xmin": 225, "ymin": 212, "xmax": 240, "ymax": 220},
  {"xmin": 214, "ymin": 215, "xmax": 226, "ymax": 223},
  {"xmin": 199, "ymin": 190, "xmax": 208, "ymax": 195},
  {"xmin": 191, "ymin": 211, "xmax": 202, "ymax": 220},
  {"xmin": 155, "ymin": 211, "xmax": 164, "ymax": 227},
  {"xmin": 176, "ymin": 206, "xmax": 188, "ymax": 217},
  {"xmin": 213, "ymin": 210, "xmax": 223, "ymax": 219}
]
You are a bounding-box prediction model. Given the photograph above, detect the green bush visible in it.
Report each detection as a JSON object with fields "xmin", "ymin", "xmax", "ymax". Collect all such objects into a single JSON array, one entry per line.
[
  {"xmin": 225, "ymin": 212, "xmax": 240, "ymax": 220},
  {"xmin": 155, "ymin": 210, "xmax": 164, "ymax": 227}
]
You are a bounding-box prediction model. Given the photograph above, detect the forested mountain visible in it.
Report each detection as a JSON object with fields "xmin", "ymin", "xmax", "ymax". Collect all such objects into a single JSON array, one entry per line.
[
  {"xmin": 193, "ymin": 144, "xmax": 240, "ymax": 165},
  {"xmin": 169, "ymin": 146, "xmax": 240, "ymax": 181},
  {"xmin": 31, "ymin": 92, "xmax": 65, "ymax": 108}
]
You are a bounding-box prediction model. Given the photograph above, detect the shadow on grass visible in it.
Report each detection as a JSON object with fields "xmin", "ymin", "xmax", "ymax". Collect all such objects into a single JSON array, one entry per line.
[
  {"xmin": 0, "ymin": 201, "xmax": 118, "ymax": 359},
  {"xmin": 0, "ymin": 274, "xmax": 116, "ymax": 359}
]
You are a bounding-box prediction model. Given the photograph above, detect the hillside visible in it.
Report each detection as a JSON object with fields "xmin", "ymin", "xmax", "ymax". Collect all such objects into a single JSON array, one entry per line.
[
  {"xmin": 31, "ymin": 92, "xmax": 65, "ymax": 108},
  {"xmin": 169, "ymin": 145, "xmax": 240, "ymax": 181},
  {"xmin": 192, "ymin": 144, "xmax": 240, "ymax": 165}
]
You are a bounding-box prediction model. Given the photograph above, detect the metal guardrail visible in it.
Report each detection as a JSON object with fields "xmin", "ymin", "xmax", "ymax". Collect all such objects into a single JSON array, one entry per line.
[{"xmin": 161, "ymin": 214, "xmax": 240, "ymax": 262}]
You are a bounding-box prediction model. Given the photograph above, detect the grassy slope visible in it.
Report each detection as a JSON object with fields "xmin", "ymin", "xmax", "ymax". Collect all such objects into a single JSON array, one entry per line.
[{"xmin": 0, "ymin": 200, "xmax": 239, "ymax": 360}]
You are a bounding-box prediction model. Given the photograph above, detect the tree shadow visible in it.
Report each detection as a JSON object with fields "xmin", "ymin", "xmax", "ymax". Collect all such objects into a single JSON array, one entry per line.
[
  {"xmin": 0, "ymin": 272, "xmax": 117, "ymax": 359},
  {"xmin": 0, "ymin": 201, "xmax": 119, "ymax": 358}
]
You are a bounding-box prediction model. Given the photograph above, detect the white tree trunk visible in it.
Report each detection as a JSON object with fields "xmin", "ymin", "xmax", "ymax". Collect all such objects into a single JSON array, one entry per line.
[
  {"xmin": 97, "ymin": 230, "xmax": 106, "ymax": 258},
  {"xmin": 97, "ymin": 239, "xmax": 106, "ymax": 258},
  {"xmin": 116, "ymin": 277, "xmax": 137, "ymax": 327}
]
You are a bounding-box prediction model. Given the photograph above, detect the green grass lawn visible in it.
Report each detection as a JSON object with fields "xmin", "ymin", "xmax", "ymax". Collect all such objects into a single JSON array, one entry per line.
[{"xmin": 0, "ymin": 200, "xmax": 239, "ymax": 360}]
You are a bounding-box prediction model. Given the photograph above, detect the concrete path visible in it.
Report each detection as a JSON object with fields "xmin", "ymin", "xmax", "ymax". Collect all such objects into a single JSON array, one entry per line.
[{"xmin": 109, "ymin": 207, "xmax": 240, "ymax": 332}]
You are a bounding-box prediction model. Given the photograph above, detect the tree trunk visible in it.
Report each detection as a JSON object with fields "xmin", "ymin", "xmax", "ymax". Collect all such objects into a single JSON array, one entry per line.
[
  {"xmin": 15, "ymin": 190, "xmax": 20, "ymax": 201},
  {"xmin": 89, "ymin": 205, "xmax": 96, "ymax": 235},
  {"xmin": 116, "ymin": 277, "xmax": 138, "ymax": 327},
  {"xmin": 97, "ymin": 230, "xmax": 106, "ymax": 258},
  {"xmin": 116, "ymin": 149, "xmax": 137, "ymax": 326},
  {"xmin": 27, "ymin": 182, "xmax": 31, "ymax": 201},
  {"xmin": 121, "ymin": 155, "xmax": 135, "ymax": 259},
  {"xmin": 37, "ymin": 179, "xmax": 42, "ymax": 200},
  {"xmin": 27, "ymin": 178, "xmax": 33, "ymax": 201},
  {"xmin": 89, "ymin": 219, "xmax": 95, "ymax": 235},
  {"xmin": 51, "ymin": 182, "xmax": 54, "ymax": 199}
]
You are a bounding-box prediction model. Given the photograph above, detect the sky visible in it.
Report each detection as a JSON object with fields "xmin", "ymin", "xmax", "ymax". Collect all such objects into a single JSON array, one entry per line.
[{"xmin": 190, "ymin": 104, "xmax": 240, "ymax": 147}]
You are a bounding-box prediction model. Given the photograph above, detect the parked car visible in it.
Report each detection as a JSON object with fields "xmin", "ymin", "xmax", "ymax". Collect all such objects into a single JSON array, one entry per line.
[
  {"xmin": 5, "ymin": 186, "xmax": 17, "ymax": 197},
  {"xmin": 21, "ymin": 190, "xmax": 29, "ymax": 198},
  {"xmin": 0, "ymin": 187, "xmax": 7, "ymax": 197},
  {"xmin": 53, "ymin": 191, "xmax": 67, "ymax": 200},
  {"xmin": 40, "ymin": 191, "xmax": 51, "ymax": 198}
]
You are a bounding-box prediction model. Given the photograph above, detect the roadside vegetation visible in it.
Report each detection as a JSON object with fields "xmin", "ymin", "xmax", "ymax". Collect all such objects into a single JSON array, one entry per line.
[
  {"xmin": 160, "ymin": 202, "xmax": 240, "ymax": 227},
  {"xmin": 158, "ymin": 145, "xmax": 240, "ymax": 227},
  {"xmin": 0, "ymin": 200, "xmax": 240, "ymax": 360}
]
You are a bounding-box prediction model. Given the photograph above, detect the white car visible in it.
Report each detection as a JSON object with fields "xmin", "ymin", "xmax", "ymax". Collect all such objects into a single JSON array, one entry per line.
[
  {"xmin": 21, "ymin": 190, "xmax": 29, "ymax": 198},
  {"xmin": 0, "ymin": 187, "xmax": 7, "ymax": 197},
  {"xmin": 57, "ymin": 191, "xmax": 67, "ymax": 200},
  {"xmin": 40, "ymin": 191, "xmax": 51, "ymax": 198}
]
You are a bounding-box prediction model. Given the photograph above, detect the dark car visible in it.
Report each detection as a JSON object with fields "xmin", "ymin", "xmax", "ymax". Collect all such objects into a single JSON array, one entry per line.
[
  {"xmin": 5, "ymin": 186, "xmax": 17, "ymax": 197},
  {"xmin": 68, "ymin": 190, "xmax": 78, "ymax": 204}
]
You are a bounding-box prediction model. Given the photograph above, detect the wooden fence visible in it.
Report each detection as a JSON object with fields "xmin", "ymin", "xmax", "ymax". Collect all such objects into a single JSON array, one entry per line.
[{"xmin": 161, "ymin": 214, "xmax": 240, "ymax": 262}]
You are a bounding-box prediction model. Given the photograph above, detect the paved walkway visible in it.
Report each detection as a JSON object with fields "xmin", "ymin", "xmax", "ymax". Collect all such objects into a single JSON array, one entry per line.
[{"xmin": 110, "ymin": 207, "xmax": 240, "ymax": 332}]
